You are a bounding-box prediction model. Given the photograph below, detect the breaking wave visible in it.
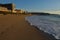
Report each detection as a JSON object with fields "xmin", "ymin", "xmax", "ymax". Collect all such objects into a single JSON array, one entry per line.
[{"xmin": 25, "ymin": 15, "xmax": 60, "ymax": 39}]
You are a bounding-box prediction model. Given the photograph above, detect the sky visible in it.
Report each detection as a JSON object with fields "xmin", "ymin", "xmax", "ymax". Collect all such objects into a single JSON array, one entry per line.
[{"xmin": 0, "ymin": 0, "xmax": 60, "ymax": 14}]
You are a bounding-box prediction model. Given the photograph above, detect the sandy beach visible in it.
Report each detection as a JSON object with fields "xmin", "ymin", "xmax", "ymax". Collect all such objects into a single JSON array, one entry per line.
[{"xmin": 0, "ymin": 14, "xmax": 56, "ymax": 40}]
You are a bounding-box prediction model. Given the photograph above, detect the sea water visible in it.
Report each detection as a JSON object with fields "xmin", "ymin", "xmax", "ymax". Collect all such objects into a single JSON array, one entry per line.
[{"xmin": 25, "ymin": 15, "xmax": 60, "ymax": 39}]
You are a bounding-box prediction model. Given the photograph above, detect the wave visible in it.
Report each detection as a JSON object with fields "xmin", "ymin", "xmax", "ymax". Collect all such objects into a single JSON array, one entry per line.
[{"xmin": 25, "ymin": 15, "xmax": 60, "ymax": 40}]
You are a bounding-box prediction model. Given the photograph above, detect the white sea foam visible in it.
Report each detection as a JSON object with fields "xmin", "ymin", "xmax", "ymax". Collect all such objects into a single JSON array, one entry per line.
[{"xmin": 25, "ymin": 15, "xmax": 60, "ymax": 39}]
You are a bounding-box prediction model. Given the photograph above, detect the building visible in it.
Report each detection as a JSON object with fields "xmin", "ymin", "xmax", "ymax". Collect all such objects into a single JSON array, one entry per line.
[
  {"xmin": 15, "ymin": 9, "xmax": 26, "ymax": 13},
  {"xmin": 0, "ymin": 3, "xmax": 15, "ymax": 12},
  {"xmin": 0, "ymin": 3, "xmax": 27, "ymax": 14}
]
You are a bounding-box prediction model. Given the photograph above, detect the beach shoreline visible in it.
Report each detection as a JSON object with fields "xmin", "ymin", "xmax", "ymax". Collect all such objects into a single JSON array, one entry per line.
[{"xmin": 0, "ymin": 14, "xmax": 57, "ymax": 40}]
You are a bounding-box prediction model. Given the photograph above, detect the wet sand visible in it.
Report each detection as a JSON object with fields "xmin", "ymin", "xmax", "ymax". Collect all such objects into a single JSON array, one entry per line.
[{"xmin": 0, "ymin": 14, "xmax": 56, "ymax": 40}]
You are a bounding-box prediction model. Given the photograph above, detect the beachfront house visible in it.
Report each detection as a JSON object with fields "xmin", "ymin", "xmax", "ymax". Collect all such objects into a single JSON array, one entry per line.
[
  {"xmin": 0, "ymin": 3, "xmax": 27, "ymax": 14},
  {"xmin": 15, "ymin": 9, "xmax": 26, "ymax": 13},
  {"xmin": 0, "ymin": 3, "xmax": 15, "ymax": 12}
]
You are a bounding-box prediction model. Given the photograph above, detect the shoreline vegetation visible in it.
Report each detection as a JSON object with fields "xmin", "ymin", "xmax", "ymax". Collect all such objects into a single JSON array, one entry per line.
[{"xmin": 0, "ymin": 11, "xmax": 58, "ymax": 40}]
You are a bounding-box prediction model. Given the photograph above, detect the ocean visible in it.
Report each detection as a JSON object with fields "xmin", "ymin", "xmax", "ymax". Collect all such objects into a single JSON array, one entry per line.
[{"xmin": 25, "ymin": 14, "xmax": 60, "ymax": 40}]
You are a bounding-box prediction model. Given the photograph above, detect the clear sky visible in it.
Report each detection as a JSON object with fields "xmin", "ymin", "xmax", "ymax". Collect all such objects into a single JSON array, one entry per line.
[{"xmin": 0, "ymin": 0, "xmax": 60, "ymax": 14}]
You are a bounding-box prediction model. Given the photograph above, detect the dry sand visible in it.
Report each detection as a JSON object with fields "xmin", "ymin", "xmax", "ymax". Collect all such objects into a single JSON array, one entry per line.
[{"xmin": 0, "ymin": 14, "xmax": 56, "ymax": 40}]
